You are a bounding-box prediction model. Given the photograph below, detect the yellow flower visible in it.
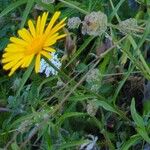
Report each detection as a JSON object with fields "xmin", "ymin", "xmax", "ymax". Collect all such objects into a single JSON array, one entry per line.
[{"xmin": 2, "ymin": 11, "xmax": 66, "ymax": 76}]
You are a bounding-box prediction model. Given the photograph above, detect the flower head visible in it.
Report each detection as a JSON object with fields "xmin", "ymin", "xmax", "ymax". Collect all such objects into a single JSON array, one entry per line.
[
  {"xmin": 119, "ymin": 18, "xmax": 138, "ymax": 34},
  {"xmin": 42, "ymin": 0, "xmax": 55, "ymax": 4},
  {"xmin": 2, "ymin": 11, "xmax": 66, "ymax": 76},
  {"xmin": 82, "ymin": 11, "xmax": 107, "ymax": 36},
  {"xmin": 67, "ymin": 17, "xmax": 81, "ymax": 29}
]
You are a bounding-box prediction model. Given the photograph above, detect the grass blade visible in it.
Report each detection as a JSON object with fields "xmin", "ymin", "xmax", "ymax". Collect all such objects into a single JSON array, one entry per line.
[
  {"xmin": 0, "ymin": 0, "xmax": 27, "ymax": 18},
  {"xmin": 120, "ymin": 134, "xmax": 141, "ymax": 150},
  {"xmin": 20, "ymin": 0, "xmax": 35, "ymax": 28}
]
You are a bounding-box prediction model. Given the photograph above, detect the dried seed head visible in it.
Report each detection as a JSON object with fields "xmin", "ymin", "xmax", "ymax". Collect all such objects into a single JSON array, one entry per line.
[
  {"xmin": 82, "ymin": 11, "xmax": 107, "ymax": 36},
  {"xmin": 34, "ymin": 4, "xmax": 44, "ymax": 10},
  {"xmin": 119, "ymin": 18, "xmax": 138, "ymax": 34},
  {"xmin": 87, "ymin": 101, "xmax": 98, "ymax": 116},
  {"xmin": 86, "ymin": 69, "xmax": 101, "ymax": 92},
  {"xmin": 35, "ymin": 0, "xmax": 55, "ymax": 10},
  {"xmin": 67, "ymin": 17, "xmax": 81, "ymax": 29},
  {"xmin": 42, "ymin": 0, "xmax": 55, "ymax": 3},
  {"xmin": 86, "ymin": 69, "xmax": 100, "ymax": 83}
]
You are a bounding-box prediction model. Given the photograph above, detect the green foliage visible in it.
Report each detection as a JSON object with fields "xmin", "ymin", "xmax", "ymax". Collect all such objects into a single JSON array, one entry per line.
[
  {"xmin": 1, "ymin": 0, "xmax": 150, "ymax": 149},
  {"xmin": 131, "ymin": 99, "xmax": 150, "ymax": 143},
  {"xmin": 0, "ymin": 0, "xmax": 28, "ymax": 18}
]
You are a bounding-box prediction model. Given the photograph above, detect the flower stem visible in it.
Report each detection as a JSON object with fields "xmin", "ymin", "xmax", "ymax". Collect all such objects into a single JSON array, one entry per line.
[{"xmin": 15, "ymin": 57, "xmax": 35, "ymax": 98}]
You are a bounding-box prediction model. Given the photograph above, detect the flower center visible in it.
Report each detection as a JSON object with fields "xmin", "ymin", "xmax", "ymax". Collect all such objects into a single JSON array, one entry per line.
[{"xmin": 25, "ymin": 37, "xmax": 44, "ymax": 55}]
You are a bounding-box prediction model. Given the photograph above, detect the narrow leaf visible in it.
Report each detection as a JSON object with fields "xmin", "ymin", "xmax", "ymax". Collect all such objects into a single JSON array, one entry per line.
[
  {"xmin": 0, "ymin": 0, "xmax": 27, "ymax": 18},
  {"xmin": 131, "ymin": 99, "xmax": 145, "ymax": 128},
  {"xmin": 120, "ymin": 134, "xmax": 141, "ymax": 150},
  {"xmin": 131, "ymin": 99, "xmax": 150, "ymax": 143},
  {"xmin": 59, "ymin": 139, "xmax": 89, "ymax": 150},
  {"xmin": 11, "ymin": 142, "xmax": 20, "ymax": 150},
  {"xmin": 94, "ymin": 100, "xmax": 119, "ymax": 114},
  {"xmin": 56, "ymin": 112, "xmax": 86, "ymax": 126},
  {"xmin": 137, "ymin": 127, "xmax": 150, "ymax": 143},
  {"xmin": 20, "ymin": 0, "xmax": 35, "ymax": 28}
]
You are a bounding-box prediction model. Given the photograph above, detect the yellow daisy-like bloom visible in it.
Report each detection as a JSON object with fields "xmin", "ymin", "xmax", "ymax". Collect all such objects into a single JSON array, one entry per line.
[{"xmin": 2, "ymin": 11, "xmax": 66, "ymax": 76}]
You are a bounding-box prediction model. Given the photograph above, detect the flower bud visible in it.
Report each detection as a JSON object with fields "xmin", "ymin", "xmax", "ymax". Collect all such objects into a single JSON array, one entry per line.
[
  {"xmin": 67, "ymin": 17, "xmax": 81, "ymax": 29},
  {"xmin": 119, "ymin": 18, "xmax": 138, "ymax": 34}
]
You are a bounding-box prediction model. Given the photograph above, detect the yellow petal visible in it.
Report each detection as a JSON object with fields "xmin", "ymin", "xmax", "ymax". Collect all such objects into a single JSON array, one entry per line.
[
  {"xmin": 5, "ymin": 47, "xmax": 25, "ymax": 53},
  {"xmin": 40, "ymin": 12, "xmax": 48, "ymax": 34},
  {"xmin": 40, "ymin": 51, "xmax": 51, "ymax": 59},
  {"xmin": 44, "ymin": 40, "xmax": 56, "ymax": 47},
  {"xmin": 8, "ymin": 69, "xmax": 15, "ymax": 76},
  {"xmin": 2, "ymin": 54, "xmax": 24, "ymax": 63},
  {"xmin": 43, "ymin": 47, "xmax": 56, "ymax": 52},
  {"xmin": 10, "ymin": 37, "xmax": 28, "ymax": 47},
  {"xmin": 7, "ymin": 43, "xmax": 23, "ymax": 50},
  {"xmin": 36, "ymin": 16, "xmax": 41, "ymax": 35},
  {"xmin": 49, "ymin": 18, "xmax": 66, "ymax": 36},
  {"xmin": 35, "ymin": 54, "xmax": 41, "ymax": 73},
  {"xmin": 8, "ymin": 59, "xmax": 25, "ymax": 76},
  {"xmin": 3, "ymin": 60, "xmax": 19, "ymax": 70},
  {"xmin": 28, "ymin": 20, "xmax": 36, "ymax": 37},
  {"xmin": 18, "ymin": 28, "xmax": 32, "ymax": 42},
  {"xmin": 23, "ymin": 54, "xmax": 34, "ymax": 68},
  {"xmin": 45, "ymin": 11, "xmax": 61, "ymax": 35},
  {"xmin": 44, "ymin": 33, "xmax": 58, "ymax": 47},
  {"xmin": 2, "ymin": 53, "xmax": 24, "ymax": 59},
  {"xmin": 50, "ymin": 23, "xmax": 66, "ymax": 36},
  {"xmin": 21, "ymin": 57, "xmax": 30, "ymax": 68},
  {"xmin": 55, "ymin": 34, "xmax": 66, "ymax": 40},
  {"xmin": 43, "ymin": 34, "xmax": 66, "ymax": 47}
]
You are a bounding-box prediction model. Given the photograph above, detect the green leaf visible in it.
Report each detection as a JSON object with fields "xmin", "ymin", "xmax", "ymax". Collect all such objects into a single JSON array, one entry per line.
[
  {"xmin": 20, "ymin": 0, "xmax": 35, "ymax": 28},
  {"xmin": 120, "ymin": 38, "xmax": 131, "ymax": 65},
  {"xmin": 131, "ymin": 99, "xmax": 150, "ymax": 143},
  {"xmin": 93, "ymin": 99, "xmax": 119, "ymax": 114},
  {"xmin": 137, "ymin": 127, "xmax": 150, "ymax": 143},
  {"xmin": 128, "ymin": 35, "xmax": 150, "ymax": 80},
  {"xmin": 120, "ymin": 134, "xmax": 141, "ymax": 150},
  {"xmin": 37, "ymin": 76, "xmax": 56, "ymax": 97},
  {"xmin": 109, "ymin": 0, "xmax": 126, "ymax": 21},
  {"xmin": 44, "ymin": 131, "xmax": 53, "ymax": 150},
  {"xmin": 58, "ymin": 0, "xmax": 88, "ymax": 14},
  {"xmin": 138, "ymin": 0, "xmax": 150, "ymax": 5},
  {"xmin": 10, "ymin": 114, "xmax": 33, "ymax": 129},
  {"xmin": 143, "ymin": 100, "xmax": 150, "ymax": 115},
  {"xmin": 99, "ymin": 53, "xmax": 110, "ymax": 75},
  {"xmin": 59, "ymin": 139, "xmax": 89, "ymax": 150},
  {"xmin": 128, "ymin": 35, "xmax": 137, "ymax": 49},
  {"xmin": 69, "ymin": 94, "xmax": 96, "ymax": 102},
  {"xmin": 36, "ymin": 0, "xmax": 54, "ymax": 13},
  {"xmin": 65, "ymin": 36, "xmax": 94, "ymax": 68},
  {"xmin": 56, "ymin": 112, "xmax": 86, "ymax": 126},
  {"xmin": 113, "ymin": 65, "xmax": 134, "ymax": 104},
  {"xmin": 131, "ymin": 99, "xmax": 145, "ymax": 128},
  {"xmin": 11, "ymin": 142, "xmax": 20, "ymax": 150},
  {"xmin": 0, "ymin": 0, "xmax": 27, "ymax": 18}
]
